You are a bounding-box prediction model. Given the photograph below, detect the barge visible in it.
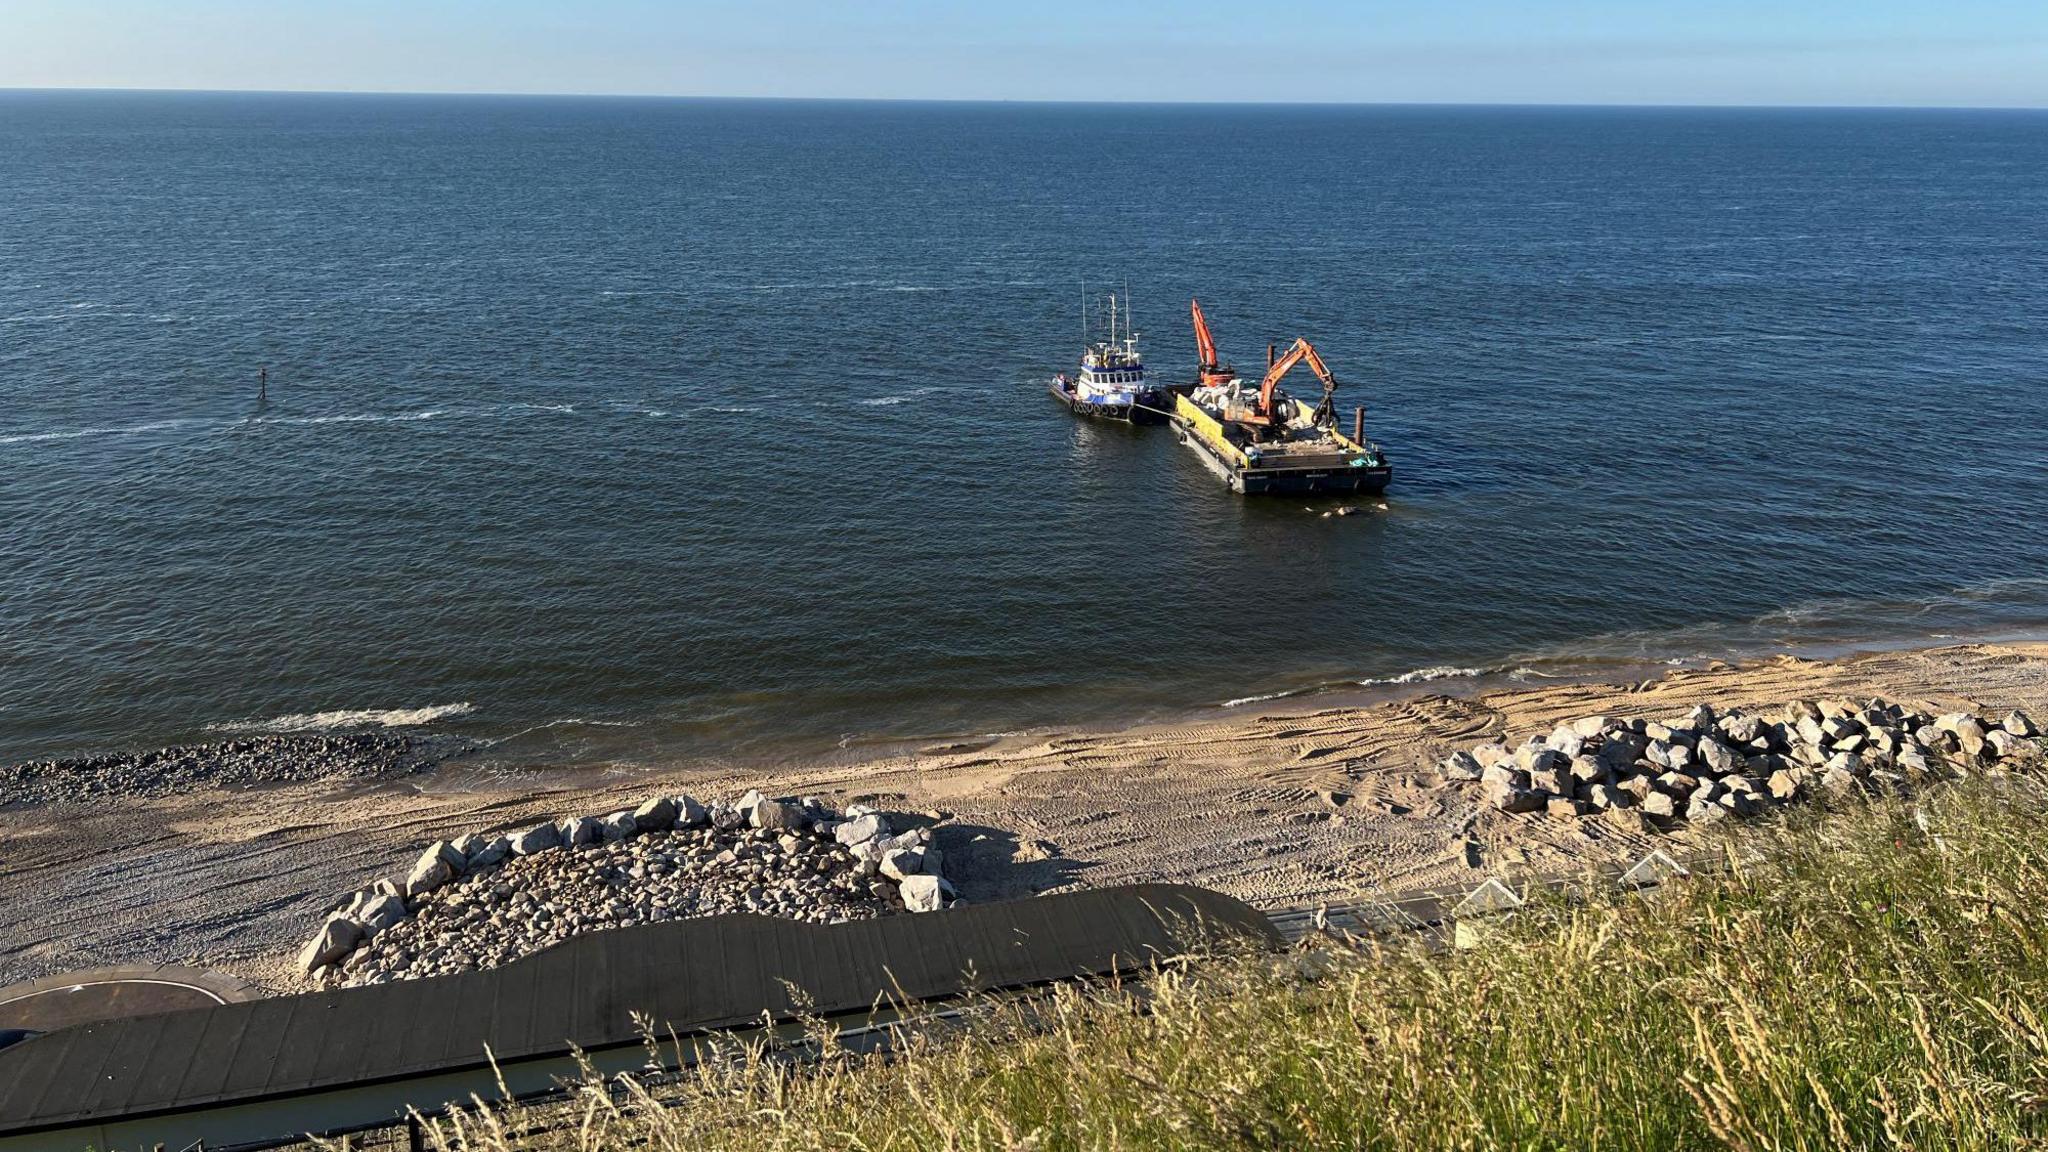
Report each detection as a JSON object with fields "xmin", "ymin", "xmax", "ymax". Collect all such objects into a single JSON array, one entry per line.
[
  {"xmin": 1049, "ymin": 289, "xmax": 1172, "ymax": 425},
  {"xmin": 1171, "ymin": 299, "xmax": 1392, "ymax": 496}
]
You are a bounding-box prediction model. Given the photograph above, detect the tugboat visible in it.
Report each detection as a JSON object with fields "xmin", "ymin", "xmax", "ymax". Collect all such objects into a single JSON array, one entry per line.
[
  {"xmin": 1049, "ymin": 289, "xmax": 1171, "ymax": 425},
  {"xmin": 1171, "ymin": 298, "xmax": 1392, "ymax": 496}
]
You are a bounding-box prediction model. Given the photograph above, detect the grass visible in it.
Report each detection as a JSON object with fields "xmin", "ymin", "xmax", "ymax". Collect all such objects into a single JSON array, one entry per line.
[{"xmin": 415, "ymin": 771, "xmax": 2048, "ymax": 1151}]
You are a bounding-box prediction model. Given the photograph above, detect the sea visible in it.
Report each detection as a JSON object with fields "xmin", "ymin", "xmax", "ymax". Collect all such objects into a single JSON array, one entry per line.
[{"xmin": 3, "ymin": 92, "xmax": 2045, "ymax": 768}]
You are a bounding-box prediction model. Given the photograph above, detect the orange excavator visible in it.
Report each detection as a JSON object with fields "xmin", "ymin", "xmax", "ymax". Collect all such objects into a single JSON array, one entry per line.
[
  {"xmin": 1256, "ymin": 337, "xmax": 1341, "ymax": 428},
  {"xmin": 1189, "ymin": 298, "xmax": 1235, "ymax": 389}
]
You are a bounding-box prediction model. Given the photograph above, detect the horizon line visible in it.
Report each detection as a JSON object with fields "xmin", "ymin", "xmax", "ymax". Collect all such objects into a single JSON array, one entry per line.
[{"xmin": 2, "ymin": 85, "xmax": 2044, "ymax": 114}]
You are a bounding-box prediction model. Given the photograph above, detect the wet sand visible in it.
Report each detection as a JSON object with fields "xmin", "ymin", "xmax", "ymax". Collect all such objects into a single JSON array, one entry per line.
[{"xmin": 3, "ymin": 641, "xmax": 2044, "ymax": 994}]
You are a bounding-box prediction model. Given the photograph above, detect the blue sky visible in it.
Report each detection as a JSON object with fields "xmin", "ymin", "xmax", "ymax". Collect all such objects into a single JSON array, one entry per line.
[{"xmin": 3, "ymin": 0, "xmax": 2045, "ymax": 107}]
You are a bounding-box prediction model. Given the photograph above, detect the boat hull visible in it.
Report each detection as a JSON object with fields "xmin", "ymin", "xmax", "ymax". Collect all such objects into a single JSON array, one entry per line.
[
  {"xmin": 1049, "ymin": 379, "xmax": 1170, "ymax": 425},
  {"xmin": 1171, "ymin": 400, "xmax": 1393, "ymax": 496}
]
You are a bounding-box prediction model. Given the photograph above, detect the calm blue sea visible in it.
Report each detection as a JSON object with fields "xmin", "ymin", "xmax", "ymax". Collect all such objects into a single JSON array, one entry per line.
[{"xmin": 3, "ymin": 92, "xmax": 2045, "ymax": 766}]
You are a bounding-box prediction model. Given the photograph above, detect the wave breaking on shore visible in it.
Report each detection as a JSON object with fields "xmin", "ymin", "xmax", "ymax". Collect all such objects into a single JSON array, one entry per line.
[{"xmin": 216, "ymin": 702, "xmax": 476, "ymax": 734}]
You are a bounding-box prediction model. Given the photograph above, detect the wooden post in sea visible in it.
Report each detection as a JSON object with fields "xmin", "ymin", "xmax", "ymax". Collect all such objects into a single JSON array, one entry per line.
[{"xmin": 259, "ymin": 366, "xmax": 268, "ymax": 402}]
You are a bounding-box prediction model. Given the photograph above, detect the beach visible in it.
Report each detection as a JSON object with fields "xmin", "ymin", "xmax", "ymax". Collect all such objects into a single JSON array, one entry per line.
[{"xmin": 5, "ymin": 639, "xmax": 2043, "ymax": 994}]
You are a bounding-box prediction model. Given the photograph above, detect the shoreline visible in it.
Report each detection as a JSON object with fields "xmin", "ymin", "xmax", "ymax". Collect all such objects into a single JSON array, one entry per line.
[{"xmin": 3, "ymin": 638, "xmax": 2046, "ymax": 995}]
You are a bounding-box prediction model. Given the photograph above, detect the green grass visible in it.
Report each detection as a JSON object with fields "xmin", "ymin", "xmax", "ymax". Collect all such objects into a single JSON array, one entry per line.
[{"xmin": 421, "ymin": 772, "xmax": 2048, "ymax": 1151}]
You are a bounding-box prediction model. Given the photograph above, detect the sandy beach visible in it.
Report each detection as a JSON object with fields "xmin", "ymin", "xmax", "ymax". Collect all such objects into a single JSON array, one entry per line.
[{"xmin": 3, "ymin": 640, "xmax": 2044, "ymax": 994}]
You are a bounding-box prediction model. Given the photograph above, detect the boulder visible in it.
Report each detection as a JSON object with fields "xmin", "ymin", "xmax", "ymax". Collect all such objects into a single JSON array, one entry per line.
[
  {"xmin": 299, "ymin": 917, "xmax": 363, "ymax": 974},
  {"xmin": 2004, "ymin": 710, "xmax": 2039, "ymax": 739},
  {"xmin": 899, "ymin": 874, "xmax": 951, "ymax": 913},
  {"xmin": 406, "ymin": 847, "xmax": 455, "ymax": 897},
  {"xmin": 1833, "ymin": 732, "xmax": 1866, "ymax": 754},
  {"xmin": 1471, "ymin": 742, "xmax": 1511, "ymax": 767},
  {"xmin": 1824, "ymin": 752, "xmax": 1867, "ymax": 779},
  {"xmin": 1796, "ymin": 716, "xmax": 1827, "ymax": 748},
  {"xmin": 466, "ymin": 836, "xmax": 510, "ymax": 869},
  {"xmin": 676, "ymin": 794, "xmax": 709, "ymax": 827},
  {"xmin": 562, "ymin": 816, "xmax": 601, "ymax": 847},
  {"xmin": 1584, "ymin": 784, "xmax": 1628, "ymax": 810},
  {"xmin": 1547, "ymin": 726, "xmax": 1586, "ymax": 758},
  {"xmin": 1440, "ymin": 751, "xmax": 1484, "ymax": 781},
  {"xmin": 1530, "ymin": 763, "xmax": 1573, "ymax": 797},
  {"xmin": 1767, "ymin": 769, "xmax": 1801, "ymax": 801},
  {"xmin": 511, "ymin": 822, "xmax": 562, "ymax": 856},
  {"xmin": 1573, "ymin": 715, "xmax": 1610, "ymax": 739},
  {"xmin": 1654, "ymin": 771, "xmax": 1699, "ymax": 798},
  {"xmin": 1481, "ymin": 763, "xmax": 1527, "ymax": 791},
  {"xmin": 600, "ymin": 810, "xmax": 638, "ymax": 841},
  {"xmin": 1683, "ymin": 704, "xmax": 1716, "ymax": 732},
  {"xmin": 879, "ymin": 847, "xmax": 926, "ymax": 880},
  {"xmin": 1987, "ymin": 729, "xmax": 2019, "ymax": 759},
  {"xmin": 1956, "ymin": 716, "xmax": 1988, "ymax": 758},
  {"xmin": 1569, "ymin": 755, "xmax": 1606, "ymax": 784},
  {"xmin": 751, "ymin": 798, "xmax": 807, "ymax": 831},
  {"xmin": 835, "ymin": 813, "xmax": 888, "ymax": 847},
  {"xmin": 1897, "ymin": 749, "xmax": 1933, "ymax": 780},
  {"xmin": 1516, "ymin": 746, "xmax": 1567, "ymax": 774},
  {"xmin": 360, "ymin": 893, "xmax": 407, "ymax": 934},
  {"xmin": 1617, "ymin": 775, "xmax": 1656, "ymax": 802},
  {"xmin": 1687, "ymin": 797, "xmax": 1728, "ymax": 825},
  {"xmin": 1697, "ymin": 738, "xmax": 1739, "ymax": 776},
  {"xmin": 632, "ymin": 796, "xmax": 679, "ymax": 831},
  {"xmin": 1719, "ymin": 715, "xmax": 1762, "ymax": 745},
  {"xmin": 1545, "ymin": 797, "xmax": 1584, "ymax": 820},
  {"xmin": 1640, "ymin": 792, "xmax": 1677, "ymax": 820}
]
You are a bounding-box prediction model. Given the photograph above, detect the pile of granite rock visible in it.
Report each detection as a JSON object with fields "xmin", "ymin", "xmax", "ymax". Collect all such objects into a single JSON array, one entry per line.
[
  {"xmin": 1, "ymin": 733, "xmax": 452, "ymax": 806},
  {"xmin": 1440, "ymin": 698, "xmax": 2039, "ymax": 829},
  {"xmin": 297, "ymin": 791, "xmax": 955, "ymax": 985}
]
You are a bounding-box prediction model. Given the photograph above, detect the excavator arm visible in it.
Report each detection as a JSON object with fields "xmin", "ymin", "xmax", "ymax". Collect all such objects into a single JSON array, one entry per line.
[
  {"xmin": 1190, "ymin": 298, "xmax": 1233, "ymax": 386},
  {"xmin": 1255, "ymin": 338, "xmax": 1338, "ymax": 422}
]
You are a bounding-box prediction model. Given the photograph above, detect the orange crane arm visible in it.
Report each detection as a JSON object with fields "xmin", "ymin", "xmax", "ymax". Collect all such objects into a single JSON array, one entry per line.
[
  {"xmin": 1255, "ymin": 338, "xmax": 1337, "ymax": 418},
  {"xmin": 1190, "ymin": 298, "xmax": 1219, "ymax": 370},
  {"xmin": 1191, "ymin": 298, "xmax": 1234, "ymax": 385}
]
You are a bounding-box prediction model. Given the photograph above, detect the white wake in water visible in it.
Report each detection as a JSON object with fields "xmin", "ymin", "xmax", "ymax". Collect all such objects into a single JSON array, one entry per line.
[{"xmin": 217, "ymin": 702, "xmax": 476, "ymax": 734}]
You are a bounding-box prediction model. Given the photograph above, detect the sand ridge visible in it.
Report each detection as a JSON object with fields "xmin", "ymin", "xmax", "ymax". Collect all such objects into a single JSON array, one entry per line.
[{"xmin": 2, "ymin": 641, "xmax": 2044, "ymax": 993}]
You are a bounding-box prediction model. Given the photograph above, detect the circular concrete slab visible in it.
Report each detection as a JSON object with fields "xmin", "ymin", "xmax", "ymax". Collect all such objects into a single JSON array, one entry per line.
[{"xmin": 0, "ymin": 964, "xmax": 263, "ymax": 1033}]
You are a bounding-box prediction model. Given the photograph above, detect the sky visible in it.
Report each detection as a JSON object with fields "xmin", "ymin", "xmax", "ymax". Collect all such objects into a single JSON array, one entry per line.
[{"xmin": 2, "ymin": 0, "xmax": 2045, "ymax": 108}]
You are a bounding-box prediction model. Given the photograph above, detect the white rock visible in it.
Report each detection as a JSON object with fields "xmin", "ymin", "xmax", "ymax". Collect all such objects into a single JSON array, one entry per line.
[
  {"xmin": 299, "ymin": 916, "xmax": 363, "ymax": 974},
  {"xmin": 2004, "ymin": 710, "xmax": 2039, "ymax": 739},
  {"xmin": 675, "ymin": 794, "xmax": 708, "ymax": 826},
  {"xmin": 562, "ymin": 816, "xmax": 601, "ymax": 847},
  {"xmin": 835, "ymin": 813, "xmax": 888, "ymax": 847},
  {"xmin": 880, "ymin": 847, "xmax": 926, "ymax": 880},
  {"xmin": 899, "ymin": 874, "xmax": 949, "ymax": 912}
]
